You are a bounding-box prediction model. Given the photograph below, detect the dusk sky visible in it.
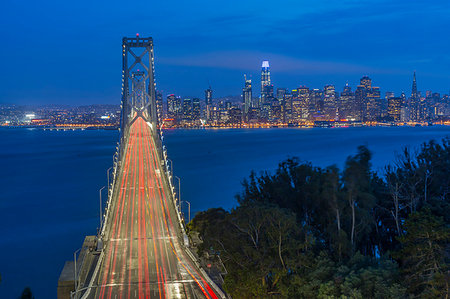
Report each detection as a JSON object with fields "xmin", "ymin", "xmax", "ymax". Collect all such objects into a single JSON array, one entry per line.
[{"xmin": 1, "ymin": 0, "xmax": 449, "ymax": 105}]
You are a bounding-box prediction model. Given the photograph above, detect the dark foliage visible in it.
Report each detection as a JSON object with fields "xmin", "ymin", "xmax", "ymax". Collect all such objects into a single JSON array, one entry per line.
[
  {"xmin": 19, "ymin": 287, "xmax": 34, "ymax": 299},
  {"xmin": 189, "ymin": 138, "xmax": 449, "ymax": 298}
]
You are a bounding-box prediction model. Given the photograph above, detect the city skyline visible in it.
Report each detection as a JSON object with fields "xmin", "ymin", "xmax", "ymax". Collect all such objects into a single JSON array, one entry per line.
[
  {"xmin": 163, "ymin": 63, "xmax": 449, "ymax": 127},
  {"xmin": 1, "ymin": 0, "xmax": 450, "ymax": 104},
  {"xmin": 2, "ymin": 63, "xmax": 449, "ymax": 127}
]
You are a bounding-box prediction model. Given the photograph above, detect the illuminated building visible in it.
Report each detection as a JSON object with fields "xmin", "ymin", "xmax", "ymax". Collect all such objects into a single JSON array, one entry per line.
[
  {"xmin": 242, "ymin": 75, "xmax": 252, "ymax": 120},
  {"xmin": 354, "ymin": 76, "xmax": 380, "ymax": 121},
  {"xmin": 260, "ymin": 60, "xmax": 272, "ymax": 106},
  {"xmin": 297, "ymin": 87, "xmax": 310, "ymax": 120},
  {"xmin": 340, "ymin": 83, "xmax": 354, "ymax": 119},
  {"xmin": 310, "ymin": 88, "xmax": 323, "ymax": 114},
  {"xmin": 167, "ymin": 94, "xmax": 182, "ymax": 121},
  {"xmin": 324, "ymin": 85, "xmax": 337, "ymax": 119},
  {"xmin": 409, "ymin": 72, "xmax": 420, "ymax": 121},
  {"xmin": 366, "ymin": 86, "xmax": 380, "ymax": 121},
  {"xmin": 283, "ymin": 94, "xmax": 293, "ymax": 123},
  {"xmin": 182, "ymin": 98, "xmax": 192, "ymax": 121},
  {"xmin": 228, "ymin": 107, "xmax": 242, "ymax": 124},
  {"xmin": 387, "ymin": 97, "xmax": 402, "ymax": 121},
  {"xmin": 192, "ymin": 98, "xmax": 201, "ymax": 121},
  {"xmin": 205, "ymin": 87, "xmax": 213, "ymax": 121},
  {"xmin": 276, "ymin": 88, "xmax": 288, "ymax": 100}
]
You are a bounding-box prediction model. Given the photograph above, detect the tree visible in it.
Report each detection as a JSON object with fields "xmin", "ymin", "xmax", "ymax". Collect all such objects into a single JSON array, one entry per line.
[
  {"xmin": 342, "ymin": 146, "xmax": 377, "ymax": 254},
  {"xmin": 19, "ymin": 287, "xmax": 34, "ymax": 299},
  {"xmin": 395, "ymin": 209, "xmax": 449, "ymax": 298},
  {"xmin": 191, "ymin": 141, "xmax": 450, "ymax": 298}
]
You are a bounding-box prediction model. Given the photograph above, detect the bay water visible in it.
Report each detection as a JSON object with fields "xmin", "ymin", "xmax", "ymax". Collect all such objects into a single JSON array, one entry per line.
[{"xmin": 0, "ymin": 126, "xmax": 448, "ymax": 298}]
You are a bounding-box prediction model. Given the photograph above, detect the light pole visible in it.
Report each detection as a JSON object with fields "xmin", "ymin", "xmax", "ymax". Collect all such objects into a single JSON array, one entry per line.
[
  {"xmin": 99, "ymin": 186, "xmax": 106, "ymax": 233},
  {"xmin": 167, "ymin": 159, "xmax": 174, "ymax": 183},
  {"xmin": 181, "ymin": 200, "xmax": 191, "ymax": 223},
  {"xmin": 175, "ymin": 176, "xmax": 181, "ymax": 208},
  {"xmin": 73, "ymin": 247, "xmax": 82, "ymax": 297},
  {"xmin": 106, "ymin": 167, "xmax": 112, "ymax": 188}
]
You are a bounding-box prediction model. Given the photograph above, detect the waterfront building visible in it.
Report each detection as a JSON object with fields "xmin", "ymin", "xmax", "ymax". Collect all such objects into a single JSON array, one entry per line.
[
  {"xmin": 310, "ymin": 88, "xmax": 324, "ymax": 115},
  {"xmin": 192, "ymin": 98, "xmax": 201, "ymax": 121},
  {"xmin": 260, "ymin": 60, "xmax": 272, "ymax": 106},
  {"xmin": 354, "ymin": 76, "xmax": 380, "ymax": 122},
  {"xmin": 276, "ymin": 88, "xmax": 288, "ymax": 100},
  {"xmin": 270, "ymin": 99, "xmax": 282, "ymax": 123},
  {"xmin": 205, "ymin": 87, "xmax": 213, "ymax": 122},
  {"xmin": 167, "ymin": 94, "xmax": 182, "ymax": 121},
  {"xmin": 409, "ymin": 72, "xmax": 420, "ymax": 121},
  {"xmin": 388, "ymin": 97, "xmax": 402, "ymax": 122},
  {"xmin": 340, "ymin": 83, "xmax": 354, "ymax": 120},
  {"xmin": 283, "ymin": 94, "xmax": 293, "ymax": 123},
  {"xmin": 182, "ymin": 98, "xmax": 192, "ymax": 122},
  {"xmin": 243, "ymin": 75, "xmax": 252, "ymax": 121},
  {"xmin": 366, "ymin": 86, "xmax": 381, "ymax": 121},
  {"xmin": 324, "ymin": 85, "xmax": 337, "ymax": 120},
  {"xmin": 298, "ymin": 87, "xmax": 310, "ymax": 120},
  {"xmin": 228, "ymin": 107, "xmax": 242, "ymax": 124}
]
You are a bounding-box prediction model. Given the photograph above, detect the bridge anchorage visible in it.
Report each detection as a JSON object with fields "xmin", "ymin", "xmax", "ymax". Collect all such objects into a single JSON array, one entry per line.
[{"xmin": 58, "ymin": 36, "xmax": 227, "ymax": 299}]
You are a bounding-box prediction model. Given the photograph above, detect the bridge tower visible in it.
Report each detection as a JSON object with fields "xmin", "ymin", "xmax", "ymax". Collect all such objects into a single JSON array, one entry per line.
[{"xmin": 119, "ymin": 35, "xmax": 159, "ymax": 157}]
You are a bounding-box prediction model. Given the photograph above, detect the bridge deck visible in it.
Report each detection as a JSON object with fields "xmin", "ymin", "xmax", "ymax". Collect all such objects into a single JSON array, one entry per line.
[{"xmin": 92, "ymin": 117, "xmax": 219, "ymax": 299}]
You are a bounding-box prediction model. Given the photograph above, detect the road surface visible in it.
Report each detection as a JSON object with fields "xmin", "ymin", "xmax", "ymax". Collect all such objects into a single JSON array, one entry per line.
[{"xmin": 93, "ymin": 117, "xmax": 220, "ymax": 299}]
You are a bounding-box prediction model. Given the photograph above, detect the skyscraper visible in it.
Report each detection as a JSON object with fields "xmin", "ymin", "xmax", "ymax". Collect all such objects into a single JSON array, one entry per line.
[
  {"xmin": 366, "ymin": 86, "xmax": 381, "ymax": 121},
  {"xmin": 205, "ymin": 87, "xmax": 213, "ymax": 122},
  {"xmin": 242, "ymin": 75, "xmax": 252, "ymax": 120},
  {"xmin": 410, "ymin": 72, "xmax": 420, "ymax": 121},
  {"xmin": 298, "ymin": 86, "xmax": 310, "ymax": 120},
  {"xmin": 324, "ymin": 85, "xmax": 337, "ymax": 120},
  {"xmin": 388, "ymin": 97, "xmax": 402, "ymax": 122},
  {"xmin": 192, "ymin": 98, "xmax": 201, "ymax": 121},
  {"xmin": 340, "ymin": 83, "xmax": 354, "ymax": 119},
  {"xmin": 276, "ymin": 88, "xmax": 288, "ymax": 100},
  {"xmin": 354, "ymin": 76, "xmax": 380, "ymax": 121},
  {"xmin": 167, "ymin": 94, "xmax": 181, "ymax": 121},
  {"xmin": 182, "ymin": 98, "xmax": 192, "ymax": 122},
  {"xmin": 260, "ymin": 60, "xmax": 271, "ymax": 106},
  {"xmin": 310, "ymin": 88, "xmax": 323, "ymax": 114}
]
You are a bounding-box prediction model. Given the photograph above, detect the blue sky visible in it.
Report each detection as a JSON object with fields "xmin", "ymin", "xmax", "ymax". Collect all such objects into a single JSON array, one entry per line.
[{"xmin": 1, "ymin": 0, "xmax": 449, "ymax": 104}]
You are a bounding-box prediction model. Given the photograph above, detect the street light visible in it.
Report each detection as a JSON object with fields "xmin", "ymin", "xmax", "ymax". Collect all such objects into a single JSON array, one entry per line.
[
  {"xmin": 181, "ymin": 200, "xmax": 191, "ymax": 223},
  {"xmin": 174, "ymin": 176, "xmax": 181, "ymax": 207},
  {"xmin": 99, "ymin": 186, "xmax": 106, "ymax": 233},
  {"xmin": 106, "ymin": 167, "xmax": 112, "ymax": 188},
  {"xmin": 167, "ymin": 159, "xmax": 174, "ymax": 183}
]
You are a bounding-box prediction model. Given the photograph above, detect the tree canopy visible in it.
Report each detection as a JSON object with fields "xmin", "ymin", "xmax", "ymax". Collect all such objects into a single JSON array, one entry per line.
[{"xmin": 189, "ymin": 138, "xmax": 449, "ymax": 298}]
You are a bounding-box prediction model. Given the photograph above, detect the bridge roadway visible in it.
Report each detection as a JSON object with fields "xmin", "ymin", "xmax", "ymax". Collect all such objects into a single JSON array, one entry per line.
[{"xmin": 91, "ymin": 117, "xmax": 220, "ymax": 299}]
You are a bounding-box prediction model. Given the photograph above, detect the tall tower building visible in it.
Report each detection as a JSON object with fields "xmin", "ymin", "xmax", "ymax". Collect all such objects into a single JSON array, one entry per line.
[
  {"xmin": 366, "ymin": 86, "xmax": 381, "ymax": 121},
  {"xmin": 388, "ymin": 97, "xmax": 402, "ymax": 122},
  {"xmin": 410, "ymin": 72, "xmax": 420, "ymax": 121},
  {"xmin": 324, "ymin": 85, "xmax": 337, "ymax": 120},
  {"xmin": 182, "ymin": 98, "xmax": 192, "ymax": 122},
  {"xmin": 242, "ymin": 75, "xmax": 252, "ymax": 119},
  {"xmin": 354, "ymin": 76, "xmax": 380, "ymax": 121},
  {"xmin": 167, "ymin": 94, "xmax": 182, "ymax": 122},
  {"xmin": 192, "ymin": 98, "xmax": 201, "ymax": 121},
  {"xmin": 411, "ymin": 72, "xmax": 418, "ymax": 99},
  {"xmin": 360, "ymin": 76, "xmax": 372, "ymax": 89},
  {"xmin": 260, "ymin": 60, "xmax": 272, "ymax": 106},
  {"xmin": 340, "ymin": 83, "xmax": 354, "ymax": 120},
  {"xmin": 205, "ymin": 87, "xmax": 213, "ymax": 122},
  {"xmin": 276, "ymin": 88, "xmax": 288, "ymax": 100},
  {"xmin": 298, "ymin": 86, "xmax": 310, "ymax": 120}
]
